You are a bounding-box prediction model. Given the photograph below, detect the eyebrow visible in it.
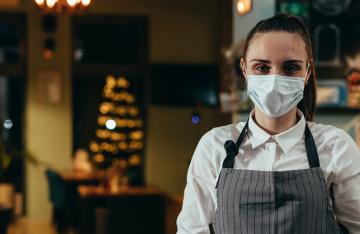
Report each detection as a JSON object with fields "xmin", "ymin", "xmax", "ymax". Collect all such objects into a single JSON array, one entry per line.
[
  {"xmin": 284, "ymin": 60, "xmax": 303, "ymax": 64},
  {"xmin": 249, "ymin": 59, "xmax": 304, "ymax": 63},
  {"xmin": 250, "ymin": 59, "xmax": 270, "ymax": 63}
]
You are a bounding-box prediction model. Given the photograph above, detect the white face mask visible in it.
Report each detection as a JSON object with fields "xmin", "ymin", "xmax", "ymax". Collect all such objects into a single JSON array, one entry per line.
[{"xmin": 246, "ymin": 74, "xmax": 305, "ymax": 118}]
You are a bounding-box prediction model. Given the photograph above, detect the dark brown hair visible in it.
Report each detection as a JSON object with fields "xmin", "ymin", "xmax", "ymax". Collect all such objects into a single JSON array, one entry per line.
[{"xmin": 243, "ymin": 14, "xmax": 316, "ymax": 121}]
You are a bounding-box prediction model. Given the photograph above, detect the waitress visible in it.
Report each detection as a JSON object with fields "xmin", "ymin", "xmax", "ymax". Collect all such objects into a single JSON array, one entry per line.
[{"xmin": 177, "ymin": 14, "xmax": 360, "ymax": 234}]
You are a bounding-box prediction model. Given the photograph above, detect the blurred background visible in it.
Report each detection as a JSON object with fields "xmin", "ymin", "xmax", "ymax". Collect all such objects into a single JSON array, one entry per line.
[{"xmin": 0, "ymin": 0, "xmax": 359, "ymax": 234}]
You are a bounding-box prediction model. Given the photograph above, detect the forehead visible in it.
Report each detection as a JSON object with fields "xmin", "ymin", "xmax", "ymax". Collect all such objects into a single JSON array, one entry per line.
[{"xmin": 246, "ymin": 31, "xmax": 307, "ymax": 62}]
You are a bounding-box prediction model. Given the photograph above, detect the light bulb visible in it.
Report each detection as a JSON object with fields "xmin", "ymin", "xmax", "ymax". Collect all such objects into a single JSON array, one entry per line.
[
  {"xmin": 237, "ymin": 2, "xmax": 245, "ymax": 12},
  {"xmin": 105, "ymin": 119, "xmax": 116, "ymax": 130},
  {"xmin": 81, "ymin": 0, "xmax": 91, "ymax": 7},
  {"xmin": 46, "ymin": 0, "xmax": 57, "ymax": 8},
  {"xmin": 3, "ymin": 119, "xmax": 13, "ymax": 129},
  {"xmin": 237, "ymin": 0, "xmax": 252, "ymax": 16},
  {"xmin": 191, "ymin": 112, "xmax": 201, "ymax": 124},
  {"xmin": 67, "ymin": 0, "xmax": 77, "ymax": 7},
  {"xmin": 35, "ymin": 0, "xmax": 45, "ymax": 5}
]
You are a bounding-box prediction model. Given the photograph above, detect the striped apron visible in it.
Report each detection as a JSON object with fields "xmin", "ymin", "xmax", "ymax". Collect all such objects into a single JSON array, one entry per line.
[{"xmin": 212, "ymin": 120, "xmax": 348, "ymax": 234}]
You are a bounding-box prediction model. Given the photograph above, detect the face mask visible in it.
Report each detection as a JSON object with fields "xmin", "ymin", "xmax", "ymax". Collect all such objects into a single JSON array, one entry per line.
[{"xmin": 246, "ymin": 74, "xmax": 305, "ymax": 118}]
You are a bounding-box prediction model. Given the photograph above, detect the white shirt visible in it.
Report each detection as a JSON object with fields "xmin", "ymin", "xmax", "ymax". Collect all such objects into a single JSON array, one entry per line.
[{"xmin": 177, "ymin": 110, "xmax": 360, "ymax": 234}]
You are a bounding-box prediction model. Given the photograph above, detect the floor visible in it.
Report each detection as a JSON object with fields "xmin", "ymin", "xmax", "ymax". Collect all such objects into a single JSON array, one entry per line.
[{"xmin": 7, "ymin": 219, "xmax": 56, "ymax": 234}]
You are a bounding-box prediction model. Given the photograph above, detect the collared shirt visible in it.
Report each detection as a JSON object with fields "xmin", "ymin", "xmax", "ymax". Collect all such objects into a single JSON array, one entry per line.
[{"xmin": 176, "ymin": 110, "xmax": 360, "ymax": 234}]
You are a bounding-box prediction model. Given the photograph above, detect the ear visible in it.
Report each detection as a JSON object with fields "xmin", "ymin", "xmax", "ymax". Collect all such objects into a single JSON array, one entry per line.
[{"xmin": 240, "ymin": 57, "xmax": 247, "ymax": 78}]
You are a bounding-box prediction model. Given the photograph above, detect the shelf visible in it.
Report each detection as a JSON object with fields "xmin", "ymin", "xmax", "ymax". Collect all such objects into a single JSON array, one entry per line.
[{"xmin": 315, "ymin": 107, "xmax": 360, "ymax": 115}]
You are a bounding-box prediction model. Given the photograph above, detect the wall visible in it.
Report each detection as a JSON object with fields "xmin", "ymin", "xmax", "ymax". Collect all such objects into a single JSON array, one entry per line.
[
  {"xmin": 25, "ymin": 2, "xmax": 73, "ymax": 220},
  {"xmin": 233, "ymin": 0, "xmax": 275, "ymax": 43},
  {"xmin": 90, "ymin": 0, "xmax": 220, "ymax": 64},
  {"xmin": 0, "ymin": 0, "xmax": 228, "ymax": 220},
  {"xmin": 146, "ymin": 107, "xmax": 229, "ymax": 196}
]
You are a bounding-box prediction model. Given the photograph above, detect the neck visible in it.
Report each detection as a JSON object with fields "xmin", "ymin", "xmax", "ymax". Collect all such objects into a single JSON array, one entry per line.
[{"xmin": 253, "ymin": 108, "xmax": 299, "ymax": 135}]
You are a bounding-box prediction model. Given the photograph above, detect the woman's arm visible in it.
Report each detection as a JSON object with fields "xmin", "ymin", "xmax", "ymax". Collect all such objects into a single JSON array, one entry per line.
[
  {"xmin": 177, "ymin": 130, "xmax": 219, "ymax": 234},
  {"xmin": 331, "ymin": 129, "xmax": 360, "ymax": 233},
  {"xmin": 333, "ymin": 174, "xmax": 360, "ymax": 233}
]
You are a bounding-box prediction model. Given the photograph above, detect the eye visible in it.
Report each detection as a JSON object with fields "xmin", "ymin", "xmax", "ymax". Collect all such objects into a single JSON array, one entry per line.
[
  {"xmin": 255, "ymin": 64, "xmax": 270, "ymax": 73},
  {"xmin": 283, "ymin": 64, "xmax": 301, "ymax": 74}
]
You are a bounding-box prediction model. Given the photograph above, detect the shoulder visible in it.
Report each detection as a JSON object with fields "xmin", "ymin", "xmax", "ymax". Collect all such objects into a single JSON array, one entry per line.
[
  {"xmin": 307, "ymin": 121, "xmax": 355, "ymax": 150},
  {"xmin": 211, "ymin": 121, "xmax": 247, "ymax": 142},
  {"xmin": 307, "ymin": 121, "xmax": 341, "ymax": 136},
  {"xmin": 198, "ymin": 122, "xmax": 247, "ymax": 151},
  {"xmin": 190, "ymin": 122, "xmax": 247, "ymax": 173},
  {"xmin": 308, "ymin": 121, "xmax": 360, "ymax": 183}
]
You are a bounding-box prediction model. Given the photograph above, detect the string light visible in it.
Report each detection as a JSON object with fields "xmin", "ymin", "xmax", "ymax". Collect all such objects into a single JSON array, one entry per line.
[
  {"xmin": 105, "ymin": 119, "xmax": 116, "ymax": 130},
  {"xmin": 128, "ymin": 154, "xmax": 142, "ymax": 167},
  {"xmin": 93, "ymin": 154, "xmax": 104, "ymax": 163},
  {"xmin": 89, "ymin": 75, "xmax": 144, "ymax": 170}
]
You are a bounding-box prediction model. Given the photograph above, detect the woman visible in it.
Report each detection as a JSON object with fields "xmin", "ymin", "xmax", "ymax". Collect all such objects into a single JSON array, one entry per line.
[{"xmin": 177, "ymin": 14, "xmax": 360, "ymax": 234}]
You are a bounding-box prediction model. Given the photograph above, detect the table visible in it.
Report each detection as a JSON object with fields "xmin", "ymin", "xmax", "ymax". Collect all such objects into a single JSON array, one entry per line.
[
  {"xmin": 78, "ymin": 185, "xmax": 164, "ymax": 197},
  {"xmin": 78, "ymin": 185, "xmax": 166, "ymax": 234},
  {"xmin": 59, "ymin": 170, "xmax": 105, "ymax": 182},
  {"xmin": 57, "ymin": 170, "xmax": 104, "ymax": 232}
]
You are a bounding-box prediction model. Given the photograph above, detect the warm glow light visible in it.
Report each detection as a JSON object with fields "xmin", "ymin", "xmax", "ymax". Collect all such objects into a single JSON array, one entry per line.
[
  {"xmin": 67, "ymin": 0, "xmax": 77, "ymax": 7},
  {"xmin": 237, "ymin": 2, "xmax": 245, "ymax": 12},
  {"xmin": 93, "ymin": 154, "xmax": 104, "ymax": 163},
  {"xmin": 82, "ymin": 0, "xmax": 91, "ymax": 7},
  {"xmin": 34, "ymin": 0, "xmax": 92, "ymax": 11},
  {"xmin": 46, "ymin": 0, "xmax": 57, "ymax": 8},
  {"xmin": 43, "ymin": 49, "xmax": 54, "ymax": 60},
  {"xmin": 35, "ymin": 0, "xmax": 45, "ymax": 5},
  {"xmin": 237, "ymin": 0, "xmax": 252, "ymax": 16}
]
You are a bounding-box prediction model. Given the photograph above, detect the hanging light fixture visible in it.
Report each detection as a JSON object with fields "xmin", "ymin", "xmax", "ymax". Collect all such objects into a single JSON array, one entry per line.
[
  {"xmin": 34, "ymin": 0, "xmax": 92, "ymax": 13},
  {"xmin": 236, "ymin": 0, "xmax": 252, "ymax": 16}
]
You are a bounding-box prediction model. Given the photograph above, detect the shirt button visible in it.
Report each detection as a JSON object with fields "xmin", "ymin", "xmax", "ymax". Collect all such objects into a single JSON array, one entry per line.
[{"xmin": 266, "ymin": 144, "xmax": 274, "ymax": 151}]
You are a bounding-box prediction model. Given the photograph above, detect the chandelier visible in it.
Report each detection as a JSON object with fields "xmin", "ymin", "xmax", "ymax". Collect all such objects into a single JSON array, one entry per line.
[{"xmin": 34, "ymin": 0, "xmax": 91, "ymax": 12}]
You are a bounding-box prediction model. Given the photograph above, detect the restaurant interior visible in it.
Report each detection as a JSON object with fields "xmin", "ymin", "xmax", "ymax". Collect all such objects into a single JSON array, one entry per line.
[{"xmin": 0, "ymin": 0, "xmax": 359, "ymax": 234}]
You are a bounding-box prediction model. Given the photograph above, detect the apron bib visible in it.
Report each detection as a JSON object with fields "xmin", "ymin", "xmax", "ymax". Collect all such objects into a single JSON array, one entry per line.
[{"xmin": 213, "ymin": 120, "xmax": 348, "ymax": 234}]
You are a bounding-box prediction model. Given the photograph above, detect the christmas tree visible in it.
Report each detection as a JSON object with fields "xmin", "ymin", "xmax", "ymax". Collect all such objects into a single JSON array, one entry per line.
[{"xmin": 89, "ymin": 75, "xmax": 144, "ymax": 185}]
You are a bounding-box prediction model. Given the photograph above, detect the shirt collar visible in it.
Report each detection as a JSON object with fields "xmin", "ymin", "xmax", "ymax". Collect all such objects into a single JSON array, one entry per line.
[{"xmin": 245, "ymin": 109, "xmax": 306, "ymax": 154}]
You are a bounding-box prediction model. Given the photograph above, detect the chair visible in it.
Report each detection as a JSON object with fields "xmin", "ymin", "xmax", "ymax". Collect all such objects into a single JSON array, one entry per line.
[
  {"xmin": 78, "ymin": 193, "xmax": 166, "ymax": 234},
  {"xmin": 45, "ymin": 169, "xmax": 66, "ymax": 233},
  {"xmin": 0, "ymin": 206, "xmax": 12, "ymax": 234},
  {"xmin": 106, "ymin": 194, "xmax": 166, "ymax": 234}
]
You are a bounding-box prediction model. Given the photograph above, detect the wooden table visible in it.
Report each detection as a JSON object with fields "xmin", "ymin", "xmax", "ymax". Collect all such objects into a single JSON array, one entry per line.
[
  {"xmin": 77, "ymin": 185, "xmax": 166, "ymax": 234},
  {"xmin": 56, "ymin": 170, "xmax": 104, "ymax": 232},
  {"xmin": 59, "ymin": 170, "xmax": 105, "ymax": 182},
  {"xmin": 78, "ymin": 185, "xmax": 164, "ymax": 197}
]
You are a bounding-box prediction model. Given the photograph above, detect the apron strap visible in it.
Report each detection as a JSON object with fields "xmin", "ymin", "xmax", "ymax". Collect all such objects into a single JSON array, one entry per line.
[
  {"xmin": 222, "ymin": 120, "xmax": 249, "ymax": 168},
  {"xmin": 304, "ymin": 123, "xmax": 320, "ymax": 168},
  {"xmin": 222, "ymin": 118, "xmax": 320, "ymax": 169}
]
